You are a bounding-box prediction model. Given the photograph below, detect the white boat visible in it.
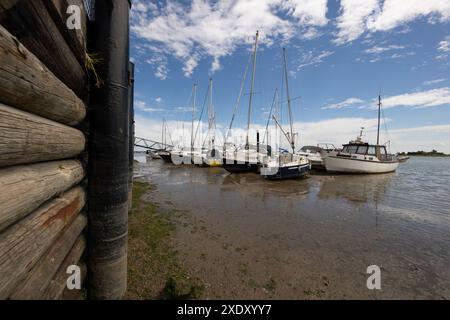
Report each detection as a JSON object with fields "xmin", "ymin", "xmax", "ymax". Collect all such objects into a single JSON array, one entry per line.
[
  {"xmin": 324, "ymin": 144, "xmax": 399, "ymax": 173},
  {"xmin": 170, "ymin": 147, "xmax": 203, "ymax": 165},
  {"xmin": 324, "ymin": 98, "xmax": 399, "ymax": 174},
  {"xmin": 145, "ymin": 150, "xmax": 161, "ymax": 161},
  {"xmin": 297, "ymin": 145, "xmax": 323, "ymax": 169}
]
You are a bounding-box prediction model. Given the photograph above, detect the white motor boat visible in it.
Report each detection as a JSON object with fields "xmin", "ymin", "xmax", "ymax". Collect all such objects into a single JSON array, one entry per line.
[
  {"xmin": 324, "ymin": 134, "xmax": 399, "ymax": 174},
  {"xmin": 297, "ymin": 145, "xmax": 324, "ymax": 170},
  {"xmin": 324, "ymin": 95, "xmax": 399, "ymax": 174}
]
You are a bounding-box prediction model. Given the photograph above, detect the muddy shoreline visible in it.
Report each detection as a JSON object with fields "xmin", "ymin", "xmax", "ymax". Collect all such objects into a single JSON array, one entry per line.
[{"xmin": 128, "ymin": 158, "xmax": 450, "ymax": 299}]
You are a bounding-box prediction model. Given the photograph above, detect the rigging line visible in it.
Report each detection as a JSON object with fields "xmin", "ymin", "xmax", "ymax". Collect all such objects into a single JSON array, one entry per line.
[
  {"xmin": 280, "ymin": 52, "xmax": 284, "ymax": 126},
  {"xmin": 381, "ymin": 109, "xmax": 392, "ymax": 150},
  {"xmin": 225, "ymin": 46, "xmax": 253, "ymax": 143},
  {"xmin": 283, "ymin": 48, "xmax": 295, "ymax": 152},
  {"xmin": 193, "ymin": 80, "xmax": 211, "ymax": 148},
  {"xmin": 262, "ymin": 89, "xmax": 278, "ymax": 145},
  {"xmin": 245, "ymin": 30, "xmax": 259, "ymax": 148}
]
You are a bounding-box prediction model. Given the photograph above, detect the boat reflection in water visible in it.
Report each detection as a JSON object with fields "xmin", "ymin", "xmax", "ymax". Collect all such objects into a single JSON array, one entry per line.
[{"xmin": 316, "ymin": 173, "xmax": 394, "ymax": 205}]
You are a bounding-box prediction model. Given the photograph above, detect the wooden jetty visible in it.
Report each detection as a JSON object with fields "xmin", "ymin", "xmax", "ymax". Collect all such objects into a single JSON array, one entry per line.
[{"xmin": 0, "ymin": 0, "xmax": 133, "ymax": 299}]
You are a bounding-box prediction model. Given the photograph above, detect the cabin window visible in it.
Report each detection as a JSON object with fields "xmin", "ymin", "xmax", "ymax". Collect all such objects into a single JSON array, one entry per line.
[
  {"xmin": 368, "ymin": 146, "xmax": 376, "ymax": 155},
  {"xmin": 341, "ymin": 146, "xmax": 349, "ymax": 153},
  {"xmin": 348, "ymin": 145, "xmax": 358, "ymax": 154},
  {"xmin": 357, "ymin": 146, "xmax": 368, "ymax": 154},
  {"xmin": 380, "ymin": 147, "xmax": 387, "ymax": 155}
]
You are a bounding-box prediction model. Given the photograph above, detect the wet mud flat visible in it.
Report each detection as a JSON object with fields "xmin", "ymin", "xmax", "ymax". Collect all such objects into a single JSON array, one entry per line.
[{"xmin": 132, "ymin": 157, "xmax": 450, "ymax": 299}]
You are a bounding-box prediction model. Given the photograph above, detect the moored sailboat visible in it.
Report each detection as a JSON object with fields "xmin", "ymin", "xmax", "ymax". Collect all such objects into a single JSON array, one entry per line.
[
  {"xmin": 260, "ymin": 48, "xmax": 310, "ymax": 180},
  {"xmin": 223, "ymin": 31, "xmax": 265, "ymax": 173}
]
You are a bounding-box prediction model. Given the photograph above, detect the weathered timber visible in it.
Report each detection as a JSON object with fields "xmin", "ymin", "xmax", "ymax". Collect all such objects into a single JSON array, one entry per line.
[
  {"xmin": 0, "ymin": 187, "xmax": 86, "ymax": 299},
  {"xmin": 62, "ymin": 262, "xmax": 87, "ymax": 300},
  {"xmin": 42, "ymin": 236, "xmax": 86, "ymax": 300},
  {"xmin": 0, "ymin": 103, "xmax": 85, "ymax": 167},
  {"xmin": 44, "ymin": 0, "xmax": 87, "ymax": 67},
  {"xmin": 9, "ymin": 214, "xmax": 87, "ymax": 299},
  {"xmin": 0, "ymin": 0, "xmax": 87, "ymax": 97},
  {"xmin": 0, "ymin": 160, "xmax": 85, "ymax": 232},
  {"xmin": 0, "ymin": 25, "xmax": 86, "ymax": 125}
]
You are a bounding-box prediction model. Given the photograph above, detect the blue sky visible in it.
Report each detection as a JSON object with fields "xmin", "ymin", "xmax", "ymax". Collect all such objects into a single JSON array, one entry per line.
[{"xmin": 130, "ymin": 0, "xmax": 450, "ymax": 153}]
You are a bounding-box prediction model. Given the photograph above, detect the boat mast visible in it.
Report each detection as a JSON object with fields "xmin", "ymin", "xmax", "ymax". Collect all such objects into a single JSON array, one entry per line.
[
  {"xmin": 283, "ymin": 48, "xmax": 295, "ymax": 153},
  {"xmin": 162, "ymin": 118, "xmax": 165, "ymax": 146},
  {"xmin": 208, "ymin": 78, "xmax": 214, "ymax": 148},
  {"xmin": 377, "ymin": 94, "xmax": 381, "ymax": 145},
  {"xmin": 246, "ymin": 31, "xmax": 259, "ymax": 149},
  {"xmin": 191, "ymin": 84, "xmax": 197, "ymax": 153}
]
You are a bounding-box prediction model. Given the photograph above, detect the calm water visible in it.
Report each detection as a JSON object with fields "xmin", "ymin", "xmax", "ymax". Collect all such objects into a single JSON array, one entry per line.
[{"xmin": 135, "ymin": 155, "xmax": 450, "ymax": 299}]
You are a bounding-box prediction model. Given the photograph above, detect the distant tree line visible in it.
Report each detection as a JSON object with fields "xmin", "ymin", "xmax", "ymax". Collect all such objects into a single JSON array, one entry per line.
[{"xmin": 398, "ymin": 149, "xmax": 449, "ymax": 156}]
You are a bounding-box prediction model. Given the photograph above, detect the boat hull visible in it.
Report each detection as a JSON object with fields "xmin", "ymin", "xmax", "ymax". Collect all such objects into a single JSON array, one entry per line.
[
  {"xmin": 324, "ymin": 156, "xmax": 399, "ymax": 173},
  {"xmin": 398, "ymin": 156, "xmax": 409, "ymax": 163},
  {"xmin": 159, "ymin": 153, "xmax": 173, "ymax": 163},
  {"xmin": 222, "ymin": 159, "xmax": 258, "ymax": 173},
  {"xmin": 263, "ymin": 163, "xmax": 310, "ymax": 180}
]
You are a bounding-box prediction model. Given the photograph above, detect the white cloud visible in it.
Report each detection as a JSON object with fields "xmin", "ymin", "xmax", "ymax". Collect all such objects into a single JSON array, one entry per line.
[
  {"xmin": 296, "ymin": 50, "xmax": 334, "ymax": 69},
  {"xmin": 364, "ymin": 44, "xmax": 404, "ymax": 54},
  {"xmin": 387, "ymin": 124, "xmax": 450, "ymax": 153},
  {"xmin": 438, "ymin": 36, "xmax": 450, "ymax": 52},
  {"xmin": 335, "ymin": 0, "xmax": 450, "ymax": 44},
  {"xmin": 155, "ymin": 97, "xmax": 163, "ymax": 103},
  {"xmin": 436, "ymin": 35, "xmax": 450, "ymax": 60},
  {"xmin": 423, "ymin": 78, "xmax": 446, "ymax": 86},
  {"xmin": 322, "ymin": 97, "xmax": 365, "ymax": 110},
  {"xmin": 334, "ymin": 0, "xmax": 380, "ymax": 44},
  {"xmin": 131, "ymin": 0, "xmax": 329, "ymax": 77},
  {"xmin": 368, "ymin": 0, "xmax": 450, "ymax": 31},
  {"xmin": 380, "ymin": 87, "xmax": 450, "ymax": 109},
  {"xmin": 281, "ymin": 0, "xmax": 328, "ymax": 26},
  {"xmin": 145, "ymin": 55, "xmax": 168, "ymax": 80},
  {"xmin": 135, "ymin": 100, "xmax": 165, "ymax": 112}
]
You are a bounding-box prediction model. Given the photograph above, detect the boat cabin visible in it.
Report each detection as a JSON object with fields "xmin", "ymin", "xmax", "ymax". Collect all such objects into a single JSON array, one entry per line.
[{"xmin": 339, "ymin": 143, "xmax": 391, "ymax": 161}]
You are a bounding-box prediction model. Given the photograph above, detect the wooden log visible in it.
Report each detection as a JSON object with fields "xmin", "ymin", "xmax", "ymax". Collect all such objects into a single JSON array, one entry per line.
[
  {"xmin": 0, "ymin": 0, "xmax": 17, "ymax": 11},
  {"xmin": 62, "ymin": 262, "xmax": 87, "ymax": 300},
  {"xmin": 0, "ymin": 25, "xmax": 86, "ymax": 125},
  {"xmin": 0, "ymin": 103, "xmax": 85, "ymax": 167},
  {"xmin": 44, "ymin": 0, "xmax": 87, "ymax": 67},
  {"xmin": 42, "ymin": 236, "xmax": 86, "ymax": 300},
  {"xmin": 0, "ymin": 160, "xmax": 84, "ymax": 232},
  {"xmin": 9, "ymin": 214, "xmax": 87, "ymax": 299},
  {"xmin": 0, "ymin": 0, "xmax": 87, "ymax": 97},
  {"xmin": 0, "ymin": 186, "xmax": 86, "ymax": 299}
]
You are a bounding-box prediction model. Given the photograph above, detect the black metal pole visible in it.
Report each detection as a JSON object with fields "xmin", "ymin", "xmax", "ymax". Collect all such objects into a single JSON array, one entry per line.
[
  {"xmin": 128, "ymin": 61, "xmax": 135, "ymax": 210},
  {"xmin": 87, "ymin": 0, "xmax": 131, "ymax": 299}
]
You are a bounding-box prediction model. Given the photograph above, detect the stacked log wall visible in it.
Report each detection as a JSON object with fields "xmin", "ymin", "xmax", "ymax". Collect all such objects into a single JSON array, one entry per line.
[{"xmin": 0, "ymin": 1, "xmax": 91, "ymax": 299}]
